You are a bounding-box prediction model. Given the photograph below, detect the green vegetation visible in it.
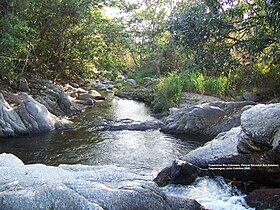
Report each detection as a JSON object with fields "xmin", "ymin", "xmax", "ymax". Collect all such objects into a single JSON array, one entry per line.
[
  {"xmin": 0, "ymin": 0, "xmax": 130, "ymax": 83},
  {"xmin": 127, "ymin": 68, "xmax": 157, "ymax": 83},
  {"xmin": 152, "ymin": 73, "xmax": 182, "ymax": 113},
  {"xmin": 151, "ymin": 72, "xmax": 231, "ymax": 112},
  {"xmin": 1, "ymin": 0, "xmax": 279, "ymax": 112}
]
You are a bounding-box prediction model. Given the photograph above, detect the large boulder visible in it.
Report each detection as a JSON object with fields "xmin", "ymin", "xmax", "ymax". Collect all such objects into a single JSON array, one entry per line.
[
  {"xmin": 36, "ymin": 83, "xmax": 72, "ymax": 116},
  {"xmin": 16, "ymin": 95, "xmax": 72, "ymax": 134},
  {"xmin": 0, "ymin": 93, "xmax": 28, "ymax": 137},
  {"xmin": 240, "ymin": 103, "xmax": 280, "ymax": 146},
  {"xmin": 157, "ymin": 103, "xmax": 280, "ymax": 185},
  {"xmin": 154, "ymin": 159, "xmax": 208, "ymax": 187},
  {"xmin": 161, "ymin": 101, "xmax": 255, "ymax": 136},
  {"xmin": 183, "ymin": 127, "xmax": 245, "ymax": 167},
  {"xmin": 21, "ymin": 74, "xmax": 74, "ymax": 116},
  {"xmin": 0, "ymin": 153, "xmax": 204, "ymax": 210}
]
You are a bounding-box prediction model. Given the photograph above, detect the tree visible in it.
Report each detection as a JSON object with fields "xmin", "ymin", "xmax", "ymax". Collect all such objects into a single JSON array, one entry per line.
[
  {"xmin": 0, "ymin": 0, "xmax": 130, "ymax": 82},
  {"xmin": 170, "ymin": 0, "xmax": 280, "ymax": 92},
  {"xmin": 114, "ymin": 0, "xmax": 180, "ymax": 76}
]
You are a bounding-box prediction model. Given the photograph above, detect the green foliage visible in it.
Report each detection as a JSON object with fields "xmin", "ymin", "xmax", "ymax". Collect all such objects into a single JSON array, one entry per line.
[
  {"xmin": 127, "ymin": 68, "xmax": 157, "ymax": 83},
  {"xmin": 170, "ymin": 1, "xmax": 235, "ymax": 75},
  {"xmin": 171, "ymin": 0, "xmax": 280, "ymax": 93},
  {"xmin": 0, "ymin": 0, "xmax": 279, "ymax": 102},
  {"xmin": 152, "ymin": 71, "xmax": 231, "ymax": 112},
  {"xmin": 0, "ymin": 0, "xmax": 130, "ymax": 82},
  {"xmin": 181, "ymin": 72, "xmax": 231, "ymax": 97},
  {"xmin": 152, "ymin": 73, "xmax": 182, "ymax": 113}
]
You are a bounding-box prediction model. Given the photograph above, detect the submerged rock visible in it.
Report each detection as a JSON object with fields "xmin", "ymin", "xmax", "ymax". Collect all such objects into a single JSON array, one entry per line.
[
  {"xmin": 90, "ymin": 118, "xmax": 164, "ymax": 132},
  {"xmin": 0, "ymin": 153, "xmax": 204, "ymax": 210}
]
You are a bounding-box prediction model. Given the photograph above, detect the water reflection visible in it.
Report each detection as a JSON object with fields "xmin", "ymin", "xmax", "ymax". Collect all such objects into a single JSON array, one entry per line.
[{"xmin": 0, "ymin": 97, "xmax": 209, "ymax": 174}]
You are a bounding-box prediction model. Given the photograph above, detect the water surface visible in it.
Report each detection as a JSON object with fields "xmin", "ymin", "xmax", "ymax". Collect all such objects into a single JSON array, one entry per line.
[{"xmin": 0, "ymin": 96, "xmax": 208, "ymax": 174}]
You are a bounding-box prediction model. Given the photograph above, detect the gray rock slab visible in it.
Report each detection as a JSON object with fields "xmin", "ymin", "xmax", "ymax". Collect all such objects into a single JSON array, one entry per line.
[{"xmin": 0, "ymin": 153, "xmax": 203, "ymax": 210}]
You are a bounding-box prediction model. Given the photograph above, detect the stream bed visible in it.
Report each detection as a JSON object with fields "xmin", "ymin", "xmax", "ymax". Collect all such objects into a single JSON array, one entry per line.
[{"xmin": 0, "ymin": 93, "xmax": 254, "ymax": 210}]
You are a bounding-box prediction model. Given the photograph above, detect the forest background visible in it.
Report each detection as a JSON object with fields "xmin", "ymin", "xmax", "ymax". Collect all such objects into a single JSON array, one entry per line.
[{"xmin": 0, "ymin": 0, "xmax": 279, "ymax": 111}]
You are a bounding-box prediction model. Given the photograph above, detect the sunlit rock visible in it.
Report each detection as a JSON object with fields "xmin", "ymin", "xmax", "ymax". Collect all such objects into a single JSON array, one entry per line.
[{"xmin": 0, "ymin": 153, "xmax": 204, "ymax": 210}]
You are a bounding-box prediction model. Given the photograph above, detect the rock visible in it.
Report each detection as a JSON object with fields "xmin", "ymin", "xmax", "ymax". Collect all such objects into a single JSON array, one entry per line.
[
  {"xmin": 77, "ymin": 87, "xmax": 87, "ymax": 93},
  {"xmin": 70, "ymin": 92, "xmax": 79, "ymax": 98},
  {"xmin": 161, "ymin": 105, "xmax": 225, "ymax": 135},
  {"xmin": 167, "ymin": 195, "xmax": 207, "ymax": 210},
  {"xmin": 89, "ymin": 89, "xmax": 102, "ymax": 98},
  {"xmin": 179, "ymin": 92, "xmax": 223, "ymax": 108},
  {"xmin": 245, "ymin": 189, "xmax": 280, "ymax": 210},
  {"xmin": 115, "ymin": 87, "xmax": 153, "ymax": 103},
  {"xmin": 154, "ymin": 160, "xmax": 207, "ymax": 187},
  {"xmin": 18, "ymin": 78, "xmax": 30, "ymax": 92},
  {"xmin": 158, "ymin": 103, "xmax": 280, "ymax": 185},
  {"xmin": 94, "ymin": 95, "xmax": 106, "ymax": 100},
  {"xmin": 36, "ymin": 83, "xmax": 72, "ymax": 116},
  {"xmin": 90, "ymin": 118, "xmax": 164, "ymax": 132},
  {"xmin": 161, "ymin": 101, "xmax": 256, "ymax": 136},
  {"xmin": 16, "ymin": 95, "xmax": 72, "ymax": 134},
  {"xmin": 76, "ymin": 99, "xmax": 95, "ymax": 106},
  {"xmin": 77, "ymin": 90, "xmax": 103, "ymax": 101},
  {"xmin": 0, "ymin": 93, "xmax": 28, "ymax": 137},
  {"xmin": 236, "ymin": 95, "xmax": 245, "ymax": 101},
  {"xmin": 2, "ymin": 91, "xmax": 22, "ymax": 106},
  {"xmin": 208, "ymin": 101, "xmax": 256, "ymax": 114},
  {"xmin": 64, "ymin": 83, "xmax": 75, "ymax": 91},
  {"xmin": 77, "ymin": 93, "xmax": 94, "ymax": 100},
  {"xmin": 70, "ymin": 82, "xmax": 80, "ymax": 88},
  {"xmin": 240, "ymin": 103, "xmax": 280, "ymax": 146},
  {"xmin": 272, "ymin": 128, "xmax": 280, "ymax": 151},
  {"xmin": 0, "ymin": 153, "xmax": 202, "ymax": 210},
  {"xmin": 183, "ymin": 127, "xmax": 244, "ymax": 167},
  {"xmin": 243, "ymin": 91, "xmax": 261, "ymax": 102},
  {"xmin": 153, "ymin": 166, "xmax": 172, "ymax": 187},
  {"xmin": 126, "ymin": 78, "xmax": 137, "ymax": 86}
]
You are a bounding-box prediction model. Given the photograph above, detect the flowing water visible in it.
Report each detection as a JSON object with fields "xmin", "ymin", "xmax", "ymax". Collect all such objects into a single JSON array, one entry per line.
[{"xmin": 0, "ymin": 93, "xmax": 254, "ymax": 210}]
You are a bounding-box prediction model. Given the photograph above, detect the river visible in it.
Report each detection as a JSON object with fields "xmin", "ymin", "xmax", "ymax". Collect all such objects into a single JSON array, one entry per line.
[{"xmin": 0, "ymin": 93, "xmax": 253, "ymax": 210}]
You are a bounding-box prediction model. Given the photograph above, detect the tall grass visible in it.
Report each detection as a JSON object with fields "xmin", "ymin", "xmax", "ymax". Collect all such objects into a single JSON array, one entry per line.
[
  {"xmin": 152, "ymin": 71, "xmax": 231, "ymax": 113},
  {"xmin": 181, "ymin": 72, "xmax": 231, "ymax": 97},
  {"xmin": 152, "ymin": 73, "xmax": 183, "ymax": 113}
]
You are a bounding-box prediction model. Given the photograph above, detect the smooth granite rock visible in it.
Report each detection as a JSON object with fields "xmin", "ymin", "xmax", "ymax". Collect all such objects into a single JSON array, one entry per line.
[
  {"xmin": 0, "ymin": 93, "xmax": 28, "ymax": 137},
  {"xmin": 161, "ymin": 101, "xmax": 256, "ymax": 136},
  {"xmin": 16, "ymin": 95, "xmax": 71, "ymax": 134},
  {"xmin": 0, "ymin": 153, "xmax": 204, "ymax": 210}
]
